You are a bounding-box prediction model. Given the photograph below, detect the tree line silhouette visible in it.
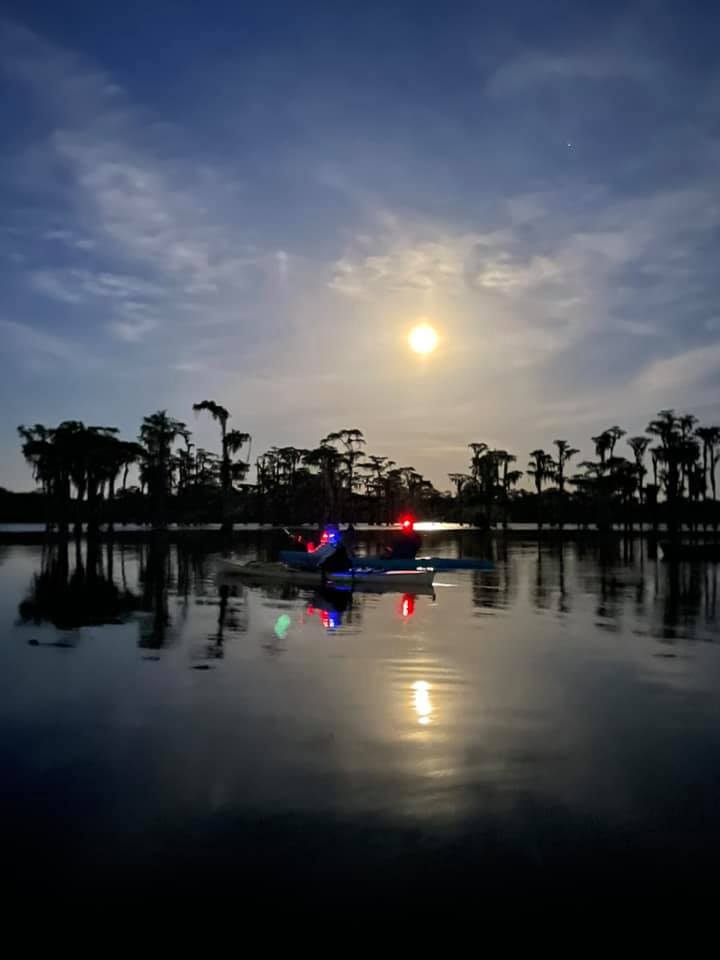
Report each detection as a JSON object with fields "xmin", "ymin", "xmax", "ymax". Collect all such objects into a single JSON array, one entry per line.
[
  {"xmin": 6, "ymin": 405, "xmax": 720, "ymax": 534},
  {"xmin": 454, "ymin": 412, "xmax": 720, "ymax": 533}
]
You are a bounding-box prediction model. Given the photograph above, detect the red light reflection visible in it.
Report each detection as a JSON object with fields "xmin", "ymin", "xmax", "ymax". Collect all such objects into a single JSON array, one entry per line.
[{"xmin": 399, "ymin": 593, "xmax": 415, "ymax": 618}]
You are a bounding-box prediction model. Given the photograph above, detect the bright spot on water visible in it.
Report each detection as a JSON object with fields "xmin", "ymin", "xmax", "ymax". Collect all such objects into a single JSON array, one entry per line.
[{"xmin": 412, "ymin": 680, "xmax": 433, "ymax": 724}]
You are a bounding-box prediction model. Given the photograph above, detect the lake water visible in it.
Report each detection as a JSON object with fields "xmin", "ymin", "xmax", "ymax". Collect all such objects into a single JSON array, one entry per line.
[{"xmin": 3, "ymin": 531, "xmax": 720, "ymax": 902}]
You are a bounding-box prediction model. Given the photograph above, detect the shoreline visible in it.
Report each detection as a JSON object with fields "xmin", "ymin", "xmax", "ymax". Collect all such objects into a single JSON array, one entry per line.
[{"xmin": 0, "ymin": 524, "xmax": 684, "ymax": 545}]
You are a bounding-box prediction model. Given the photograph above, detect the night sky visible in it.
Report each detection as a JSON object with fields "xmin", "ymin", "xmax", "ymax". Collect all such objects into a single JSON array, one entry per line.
[{"xmin": 2, "ymin": 1, "xmax": 720, "ymax": 489}]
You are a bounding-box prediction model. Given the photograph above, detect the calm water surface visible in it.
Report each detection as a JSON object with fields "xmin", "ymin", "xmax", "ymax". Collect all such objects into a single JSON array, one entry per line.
[{"xmin": 3, "ymin": 532, "xmax": 720, "ymax": 901}]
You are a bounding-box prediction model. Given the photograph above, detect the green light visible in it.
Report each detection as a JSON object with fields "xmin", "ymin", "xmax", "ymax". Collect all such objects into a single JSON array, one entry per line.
[{"xmin": 274, "ymin": 613, "xmax": 292, "ymax": 640}]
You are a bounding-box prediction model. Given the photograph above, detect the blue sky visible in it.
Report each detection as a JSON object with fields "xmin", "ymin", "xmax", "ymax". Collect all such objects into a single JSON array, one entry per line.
[{"xmin": 2, "ymin": 0, "xmax": 720, "ymax": 490}]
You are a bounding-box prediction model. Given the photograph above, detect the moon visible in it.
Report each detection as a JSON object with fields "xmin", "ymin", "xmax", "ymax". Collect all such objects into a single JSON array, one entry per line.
[{"xmin": 408, "ymin": 323, "xmax": 439, "ymax": 355}]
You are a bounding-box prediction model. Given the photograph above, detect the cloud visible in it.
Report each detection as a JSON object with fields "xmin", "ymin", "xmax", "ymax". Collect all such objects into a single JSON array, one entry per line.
[
  {"xmin": 328, "ymin": 222, "xmax": 523, "ymax": 299},
  {"xmin": 171, "ymin": 361, "xmax": 208, "ymax": 373},
  {"xmin": 329, "ymin": 240, "xmax": 468, "ymax": 297},
  {"xmin": 30, "ymin": 270, "xmax": 85, "ymax": 304},
  {"xmin": 535, "ymin": 338, "xmax": 720, "ymax": 438},
  {"xmin": 29, "ymin": 267, "xmax": 164, "ymax": 342},
  {"xmin": 43, "ymin": 228, "xmax": 95, "ymax": 250},
  {"xmin": 633, "ymin": 342, "xmax": 720, "ymax": 394},
  {"xmin": 486, "ymin": 50, "xmax": 659, "ymax": 98},
  {"xmin": 31, "ymin": 268, "xmax": 164, "ymax": 304},
  {"xmin": 1, "ymin": 20, "xmax": 289, "ymax": 347},
  {"xmin": 109, "ymin": 308, "xmax": 158, "ymax": 343},
  {"xmin": 0, "ymin": 318, "xmax": 96, "ymax": 367},
  {"xmin": 323, "ymin": 170, "xmax": 720, "ymax": 423},
  {"xmin": 468, "ymin": 253, "xmax": 562, "ymax": 292}
]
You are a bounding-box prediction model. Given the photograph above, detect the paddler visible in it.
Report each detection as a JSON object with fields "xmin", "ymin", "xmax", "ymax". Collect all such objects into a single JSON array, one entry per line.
[
  {"xmin": 385, "ymin": 517, "xmax": 422, "ymax": 560},
  {"xmin": 305, "ymin": 524, "xmax": 354, "ymax": 578},
  {"xmin": 344, "ymin": 523, "xmax": 357, "ymax": 554}
]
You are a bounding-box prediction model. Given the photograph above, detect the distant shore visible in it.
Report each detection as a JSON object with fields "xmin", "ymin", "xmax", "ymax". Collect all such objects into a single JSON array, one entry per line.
[{"xmin": 0, "ymin": 522, "xmax": 695, "ymax": 545}]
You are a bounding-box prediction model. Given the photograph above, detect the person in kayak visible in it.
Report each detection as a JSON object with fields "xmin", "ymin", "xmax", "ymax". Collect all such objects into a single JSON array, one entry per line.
[
  {"xmin": 304, "ymin": 524, "xmax": 354, "ymax": 578},
  {"xmin": 385, "ymin": 517, "xmax": 422, "ymax": 559},
  {"xmin": 344, "ymin": 523, "xmax": 357, "ymax": 554},
  {"xmin": 319, "ymin": 540, "xmax": 353, "ymax": 576}
]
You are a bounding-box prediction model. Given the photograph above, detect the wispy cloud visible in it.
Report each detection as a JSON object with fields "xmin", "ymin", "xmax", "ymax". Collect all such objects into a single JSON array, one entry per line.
[
  {"xmin": 634, "ymin": 343, "xmax": 720, "ymax": 395},
  {"xmin": 43, "ymin": 229, "xmax": 95, "ymax": 250},
  {"xmin": 536, "ymin": 337, "xmax": 720, "ymax": 436},
  {"xmin": 0, "ymin": 318, "xmax": 97, "ymax": 367},
  {"xmin": 31, "ymin": 268, "xmax": 164, "ymax": 303},
  {"xmin": 1, "ymin": 19, "xmax": 289, "ymax": 349},
  {"xmin": 486, "ymin": 50, "xmax": 659, "ymax": 97},
  {"xmin": 109, "ymin": 306, "xmax": 158, "ymax": 343}
]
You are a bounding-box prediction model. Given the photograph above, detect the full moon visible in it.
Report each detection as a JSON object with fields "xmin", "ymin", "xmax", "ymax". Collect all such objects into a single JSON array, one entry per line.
[{"xmin": 408, "ymin": 323, "xmax": 439, "ymax": 355}]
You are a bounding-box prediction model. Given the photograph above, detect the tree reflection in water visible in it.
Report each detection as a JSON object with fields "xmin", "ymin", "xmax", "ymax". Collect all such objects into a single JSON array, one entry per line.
[
  {"xmin": 18, "ymin": 538, "xmax": 140, "ymax": 631},
  {"xmin": 474, "ymin": 534, "xmax": 720, "ymax": 644},
  {"xmin": 138, "ymin": 535, "xmax": 173, "ymax": 649},
  {"xmin": 200, "ymin": 581, "xmax": 248, "ymax": 661},
  {"xmin": 18, "ymin": 533, "xmax": 720, "ymax": 662}
]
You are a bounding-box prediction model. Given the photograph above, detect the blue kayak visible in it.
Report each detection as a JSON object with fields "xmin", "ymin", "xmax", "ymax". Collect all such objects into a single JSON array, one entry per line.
[
  {"xmin": 278, "ymin": 550, "xmax": 493, "ymax": 571},
  {"xmin": 217, "ymin": 559, "xmax": 435, "ymax": 590}
]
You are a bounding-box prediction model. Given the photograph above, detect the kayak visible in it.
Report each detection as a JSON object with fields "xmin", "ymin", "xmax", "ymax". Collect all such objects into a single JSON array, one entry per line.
[
  {"xmin": 278, "ymin": 550, "xmax": 493, "ymax": 571},
  {"xmin": 216, "ymin": 559, "xmax": 435, "ymax": 590}
]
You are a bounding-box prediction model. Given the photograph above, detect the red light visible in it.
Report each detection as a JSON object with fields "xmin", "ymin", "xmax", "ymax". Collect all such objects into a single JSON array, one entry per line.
[
  {"xmin": 320, "ymin": 531, "xmax": 329, "ymax": 543},
  {"xmin": 399, "ymin": 593, "xmax": 415, "ymax": 618},
  {"xmin": 307, "ymin": 542, "xmax": 315, "ymax": 552},
  {"xmin": 400, "ymin": 516, "xmax": 415, "ymax": 531}
]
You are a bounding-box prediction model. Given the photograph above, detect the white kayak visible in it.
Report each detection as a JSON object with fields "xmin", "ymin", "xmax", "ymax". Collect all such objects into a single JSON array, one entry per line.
[{"xmin": 216, "ymin": 559, "xmax": 435, "ymax": 590}]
